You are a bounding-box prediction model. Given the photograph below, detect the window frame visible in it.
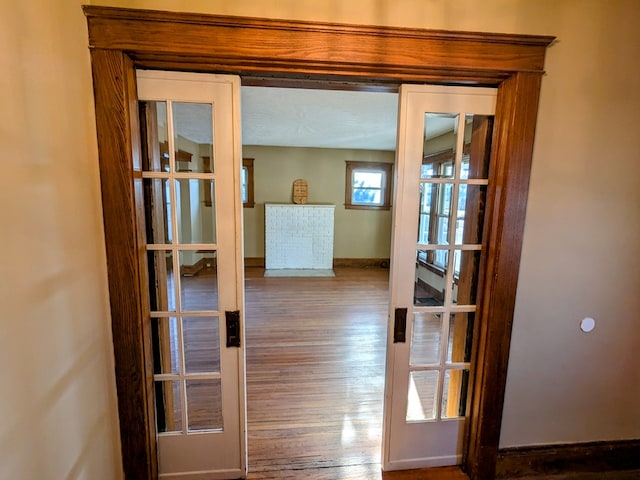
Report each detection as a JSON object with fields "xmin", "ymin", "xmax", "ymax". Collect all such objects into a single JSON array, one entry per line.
[
  {"xmin": 241, "ymin": 158, "xmax": 255, "ymax": 208},
  {"xmin": 344, "ymin": 161, "xmax": 392, "ymax": 211}
]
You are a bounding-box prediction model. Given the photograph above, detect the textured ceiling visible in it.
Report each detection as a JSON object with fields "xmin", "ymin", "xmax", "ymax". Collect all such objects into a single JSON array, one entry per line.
[
  {"xmin": 241, "ymin": 86, "xmax": 399, "ymax": 151},
  {"xmin": 167, "ymin": 86, "xmax": 456, "ymax": 151}
]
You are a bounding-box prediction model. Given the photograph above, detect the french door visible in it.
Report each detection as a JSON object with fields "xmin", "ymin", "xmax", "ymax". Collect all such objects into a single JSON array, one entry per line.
[
  {"xmin": 137, "ymin": 70, "xmax": 246, "ymax": 479},
  {"xmin": 383, "ymin": 85, "xmax": 497, "ymax": 470}
]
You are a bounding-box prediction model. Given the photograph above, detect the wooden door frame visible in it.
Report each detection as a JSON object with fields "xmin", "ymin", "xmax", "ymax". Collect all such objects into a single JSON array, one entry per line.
[{"xmin": 83, "ymin": 6, "xmax": 553, "ymax": 479}]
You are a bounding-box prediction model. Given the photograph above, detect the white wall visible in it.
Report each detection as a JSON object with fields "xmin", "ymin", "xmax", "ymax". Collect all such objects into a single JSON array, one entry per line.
[
  {"xmin": 1, "ymin": 1, "xmax": 122, "ymax": 478},
  {"xmin": 7, "ymin": 1, "xmax": 635, "ymax": 470}
]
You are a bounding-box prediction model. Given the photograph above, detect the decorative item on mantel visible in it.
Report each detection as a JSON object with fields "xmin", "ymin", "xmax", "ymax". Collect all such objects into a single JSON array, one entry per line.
[{"xmin": 292, "ymin": 179, "xmax": 308, "ymax": 204}]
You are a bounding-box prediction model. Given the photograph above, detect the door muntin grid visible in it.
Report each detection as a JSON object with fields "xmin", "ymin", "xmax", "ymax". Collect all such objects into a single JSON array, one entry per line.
[
  {"xmin": 408, "ymin": 112, "xmax": 493, "ymax": 423},
  {"xmin": 141, "ymin": 99, "xmax": 224, "ymax": 434}
]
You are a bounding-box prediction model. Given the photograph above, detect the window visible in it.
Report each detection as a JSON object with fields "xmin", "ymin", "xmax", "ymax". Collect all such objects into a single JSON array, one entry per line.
[
  {"xmin": 345, "ymin": 161, "xmax": 392, "ymax": 210},
  {"xmin": 241, "ymin": 158, "xmax": 254, "ymax": 208},
  {"xmin": 418, "ymin": 154, "xmax": 470, "ymax": 275}
]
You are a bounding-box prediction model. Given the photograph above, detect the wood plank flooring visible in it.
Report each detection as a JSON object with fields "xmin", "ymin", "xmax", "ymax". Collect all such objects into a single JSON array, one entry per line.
[{"xmin": 244, "ymin": 266, "xmax": 390, "ymax": 478}]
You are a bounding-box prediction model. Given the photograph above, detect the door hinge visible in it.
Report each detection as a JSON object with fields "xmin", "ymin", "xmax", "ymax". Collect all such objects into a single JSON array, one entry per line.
[
  {"xmin": 393, "ymin": 307, "xmax": 407, "ymax": 343},
  {"xmin": 225, "ymin": 310, "xmax": 241, "ymax": 348}
]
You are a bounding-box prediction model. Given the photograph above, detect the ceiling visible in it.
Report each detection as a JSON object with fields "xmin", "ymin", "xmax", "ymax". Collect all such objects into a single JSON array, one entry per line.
[{"xmin": 168, "ymin": 86, "xmax": 457, "ymax": 151}]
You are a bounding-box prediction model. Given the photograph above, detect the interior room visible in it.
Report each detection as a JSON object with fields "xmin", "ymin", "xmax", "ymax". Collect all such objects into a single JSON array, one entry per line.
[{"xmin": 3, "ymin": 1, "xmax": 639, "ymax": 480}]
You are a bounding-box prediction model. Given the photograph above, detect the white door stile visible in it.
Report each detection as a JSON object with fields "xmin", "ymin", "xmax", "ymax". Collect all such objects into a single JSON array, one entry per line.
[
  {"xmin": 137, "ymin": 70, "xmax": 247, "ymax": 479},
  {"xmin": 382, "ymin": 84, "xmax": 496, "ymax": 472}
]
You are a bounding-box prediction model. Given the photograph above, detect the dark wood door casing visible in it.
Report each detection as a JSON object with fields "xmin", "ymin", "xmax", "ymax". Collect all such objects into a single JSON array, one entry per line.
[{"xmin": 83, "ymin": 6, "xmax": 553, "ymax": 480}]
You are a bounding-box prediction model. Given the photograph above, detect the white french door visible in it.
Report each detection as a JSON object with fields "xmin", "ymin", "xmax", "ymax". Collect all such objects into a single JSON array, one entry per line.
[
  {"xmin": 383, "ymin": 84, "xmax": 496, "ymax": 470},
  {"xmin": 137, "ymin": 70, "xmax": 246, "ymax": 479}
]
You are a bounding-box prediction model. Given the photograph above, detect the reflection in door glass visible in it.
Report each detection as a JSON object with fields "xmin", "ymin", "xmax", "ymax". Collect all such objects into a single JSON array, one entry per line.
[
  {"xmin": 186, "ymin": 379, "xmax": 223, "ymax": 431},
  {"xmin": 172, "ymin": 102, "xmax": 214, "ymax": 174},
  {"xmin": 152, "ymin": 317, "xmax": 179, "ymax": 375},
  {"xmin": 183, "ymin": 316, "xmax": 220, "ymax": 374},
  {"xmin": 179, "ymin": 250, "xmax": 218, "ymax": 311},
  {"xmin": 410, "ymin": 313, "xmax": 443, "ymax": 366},
  {"xmin": 421, "ymin": 113, "xmax": 458, "ymax": 179},
  {"xmin": 461, "ymin": 114, "xmax": 493, "ymax": 180},
  {"xmin": 155, "ymin": 380, "xmax": 182, "ymax": 433},
  {"xmin": 147, "ymin": 250, "xmax": 176, "ymax": 312},
  {"xmin": 441, "ymin": 369, "xmax": 470, "ymax": 419},
  {"xmin": 407, "ymin": 370, "xmax": 438, "ymax": 421},
  {"xmin": 414, "ymin": 249, "xmax": 448, "ymax": 307}
]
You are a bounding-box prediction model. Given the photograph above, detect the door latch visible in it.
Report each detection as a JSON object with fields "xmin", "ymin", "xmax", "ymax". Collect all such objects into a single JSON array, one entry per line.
[
  {"xmin": 393, "ymin": 307, "xmax": 407, "ymax": 343},
  {"xmin": 225, "ymin": 310, "xmax": 241, "ymax": 348}
]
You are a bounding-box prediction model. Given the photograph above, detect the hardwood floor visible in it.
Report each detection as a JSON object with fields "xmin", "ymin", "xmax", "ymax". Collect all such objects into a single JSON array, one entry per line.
[{"xmin": 244, "ymin": 266, "xmax": 390, "ymax": 477}]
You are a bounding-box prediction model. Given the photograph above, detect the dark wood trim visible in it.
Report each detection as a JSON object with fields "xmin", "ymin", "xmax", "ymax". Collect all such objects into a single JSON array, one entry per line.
[
  {"xmin": 88, "ymin": 48, "xmax": 157, "ymax": 480},
  {"xmin": 83, "ymin": 7, "xmax": 554, "ymax": 480},
  {"xmin": 333, "ymin": 258, "xmax": 390, "ymax": 268},
  {"xmin": 242, "ymin": 158, "xmax": 255, "ymax": 208},
  {"xmin": 496, "ymin": 440, "xmax": 640, "ymax": 478},
  {"xmin": 244, "ymin": 257, "xmax": 265, "ymax": 268},
  {"xmin": 463, "ymin": 72, "xmax": 544, "ymax": 480},
  {"xmin": 345, "ymin": 161, "xmax": 393, "ymax": 210},
  {"xmin": 83, "ymin": 6, "xmax": 552, "ymax": 85}
]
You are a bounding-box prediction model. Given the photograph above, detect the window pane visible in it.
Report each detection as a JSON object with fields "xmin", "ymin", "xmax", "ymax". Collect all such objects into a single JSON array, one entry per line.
[
  {"xmin": 152, "ymin": 317, "xmax": 179, "ymax": 374},
  {"xmin": 441, "ymin": 369, "xmax": 470, "ymax": 419},
  {"xmin": 183, "ymin": 316, "xmax": 220, "ymax": 374},
  {"xmin": 414, "ymin": 250, "xmax": 447, "ymax": 306},
  {"xmin": 140, "ymin": 101, "xmax": 169, "ymax": 173},
  {"xmin": 407, "ymin": 370, "xmax": 439, "ymax": 421},
  {"xmin": 461, "ymin": 114, "xmax": 493, "ymax": 180},
  {"xmin": 172, "ymin": 102, "xmax": 214, "ymax": 174},
  {"xmin": 422, "ymin": 113, "xmax": 458, "ymax": 179},
  {"xmin": 241, "ymin": 167, "xmax": 248, "ymax": 203},
  {"xmin": 447, "ymin": 312, "xmax": 474, "ymax": 364},
  {"xmin": 353, "ymin": 170, "xmax": 383, "ymax": 188},
  {"xmin": 147, "ymin": 250, "xmax": 176, "ymax": 312},
  {"xmin": 452, "ymin": 250, "xmax": 481, "ymax": 305},
  {"xmin": 410, "ymin": 312, "xmax": 443, "ymax": 365},
  {"xmin": 179, "ymin": 250, "xmax": 218, "ymax": 311},
  {"xmin": 455, "ymin": 184, "xmax": 487, "ymax": 245},
  {"xmin": 156, "ymin": 380, "xmax": 182, "ymax": 433},
  {"xmin": 176, "ymin": 179, "xmax": 216, "ymax": 244},
  {"xmin": 352, "ymin": 188, "xmax": 382, "ymax": 205},
  {"xmin": 187, "ymin": 379, "xmax": 223, "ymax": 431},
  {"xmin": 144, "ymin": 178, "xmax": 172, "ymax": 244}
]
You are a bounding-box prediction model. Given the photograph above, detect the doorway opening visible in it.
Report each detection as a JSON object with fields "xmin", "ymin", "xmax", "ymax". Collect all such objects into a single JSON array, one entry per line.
[{"xmin": 240, "ymin": 85, "xmax": 397, "ymax": 475}]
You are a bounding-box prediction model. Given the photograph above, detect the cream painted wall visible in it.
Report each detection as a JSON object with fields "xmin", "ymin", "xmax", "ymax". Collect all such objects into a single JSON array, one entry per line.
[
  {"xmin": 1, "ymin": 1, "xmax": 122, "ymax": 479},
  {"xmin": 243, "ymin": 146, "xmax": 394, "ymax": 259},
  {"xmin": 12, "ymin": 0, "xmax": 632, "ymax": 462}
]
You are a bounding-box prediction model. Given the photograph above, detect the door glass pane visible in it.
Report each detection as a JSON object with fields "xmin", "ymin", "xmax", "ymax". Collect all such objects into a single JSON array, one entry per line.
[
  {"xmin": 176, "ymin": 179, "xmax": 216, "ymax": 244},
  {"xmin": 144, "ymin": 178, "xmax": 172, "ymax": 244},
  {"xmin": 455, "ymin": 184, "xmax": 487, "ymax": 245},
  {"xmin": 172, "ymin": 102, "xmax": 214, "ymax": 174},
  {"xmin": 184, "ymin": 316, "xmax": 220, "ymax": 374},
  {"xmin": 447, "ymin": 312, "xmax": 474, "ymax": 363},
  {"xmin": 461, "ymin": 114, "xmax": 493, "ymax": 180},
  {"xmin": 452, "ymin": 250, "xmax": 481, "ymax": 305},
  {"xmin": 410, "ymin": 312, "xmax": 443, "ymax": 366},
  {"xmin": 441, "ymin": 369, "xmax": 470, "ymax": 419},
  {"xmin": 179, "ymin": 250, "xmax": 218, "ymax": 311},
  {"xmin": 156, "ymin": 380, "xmax": 183, "ymax": 433},
  {"xmin": 140, "ymin": 101, "xmax": 169, "ymax": 173},
  {"xmin": 148, "ymin": 250, "xmax": 176, "ymax": 312},
  {"xmin": 422, "ymin": 113, "xmax": 458, "ymax": 179},
  {"xmin": 407, "ymin": 370, "xmax": 439, "ymax": 421},
  {"xmin": 152, "ymin": 317, "xmax": 179, "ymax": 374},
  {"xmin": 187, "ymin": 379, "xmax": 223, "ymax": 431},
  {"xmin": 414, "ymin": 250, "xmax": 447, "ymax": 306}
]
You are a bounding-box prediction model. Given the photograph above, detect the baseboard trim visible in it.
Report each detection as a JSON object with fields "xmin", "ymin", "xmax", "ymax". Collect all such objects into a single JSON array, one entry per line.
[
  {"xmin": 333, "ymin": 257, "xmax": 390, "ymax": 268},
  {"xmin": 244, "ymin": 257, "xmax": 265, "ymax": 267},
  {"xmin": 496, "ymin": 439, "xmax": 640, "ymax": 478}
]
